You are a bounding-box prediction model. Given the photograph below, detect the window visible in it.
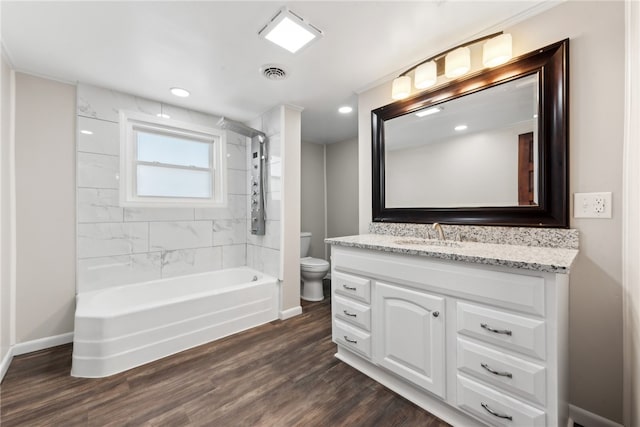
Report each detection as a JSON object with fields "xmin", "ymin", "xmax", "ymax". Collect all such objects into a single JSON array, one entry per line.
[{"xmin": 120, "ymin": 111, "xmax": 226, "ymax": 207}]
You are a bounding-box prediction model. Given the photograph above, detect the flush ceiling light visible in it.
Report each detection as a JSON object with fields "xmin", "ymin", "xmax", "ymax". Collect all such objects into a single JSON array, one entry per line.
[
  {"xmin": 454, "ymin": 124, "xmax": 468, "ymax": 131},
  {"xmin": 259, "ymin": 7, "xmax": 323, "ymax": 54},
  {"xmin": 415, "ymin": 107, "xmax": 442, "ymax": 117},
  {"xmin": 170, "ymin": 87, "xmax": 190, "ymax": 97},
  {"xmin": 338, "ymin": 106, "xmax": 353, "ymax": 114},
  {"xmin": 390, "ymin": 31, "xmax": 512, "ymax": 100}
]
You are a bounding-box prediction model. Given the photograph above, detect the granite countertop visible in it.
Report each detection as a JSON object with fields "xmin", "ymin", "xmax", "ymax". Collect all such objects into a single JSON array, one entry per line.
[{"xmin": 325, "ymin": 234, "xmax": 578, "ymax": 274}]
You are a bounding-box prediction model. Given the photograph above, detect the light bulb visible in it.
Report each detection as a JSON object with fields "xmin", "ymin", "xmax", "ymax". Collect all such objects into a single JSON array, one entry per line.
[{"xmin": 445, "ymin": 47, "xmax": 471, "ymax": 78}]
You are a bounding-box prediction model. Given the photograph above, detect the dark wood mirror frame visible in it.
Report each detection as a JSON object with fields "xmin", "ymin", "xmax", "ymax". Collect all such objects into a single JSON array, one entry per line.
[{"xmin": 372, "ymin": 39, "xmax": 569, "ymax": 228}]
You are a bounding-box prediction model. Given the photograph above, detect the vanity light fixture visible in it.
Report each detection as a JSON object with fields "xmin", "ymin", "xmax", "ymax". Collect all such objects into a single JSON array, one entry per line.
[
  {"xmin": 391, "ymin": 75, "xmax": 412, "ymax": 100},
  {"xmin": 338, "ymin": 106, "xmax": 353, "ymax": 114},
  {"xmin": 390, "ymin": 31, "xmax": 513, "ymax": 100},
  {"xmin": 415, "ymin": 107, "xmax": 442, "ymax": 117},
  {"xmin": 454, "ymin": 124, "xmax": 468, "ymax": 131},
  {"xmin": 414, "ymin": 61, "xmax": 437, "ymax": 89},
  {"xmin": 259, "ymin": 7, "xmax": 323, "ymax": 54},
  {"xmin": 170, "ymin": 87, "xmax": 190, "ymax": 98},
  {"xmin": 444, "ymin": 46, "xmax": 471, "ymax": 78},
  {"xmin": 482, "ymin": 33, "xmax": 512, "ymax": 67},
  {"xmin": 80, "ymin": 130, "xmax": 93, "ymax": 135}
]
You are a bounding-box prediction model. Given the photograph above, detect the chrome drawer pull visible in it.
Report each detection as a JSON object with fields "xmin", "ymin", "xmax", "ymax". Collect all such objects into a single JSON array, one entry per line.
[
  {"xmin": 481, "ymin": 323, "xmax": 513, "ymax": 336},
  {"xmin": 481, "ymin": 402, "xmax": 513, "ymax": 420},
  {"xmin": 344, "ymin": 336, "xmax": 357, "ymax": 344},
  {"xmin": 342, "ymin": 284, "xmax": 357, "ymax": 291},
  {"xmin": 343, "ymin": 310, "xmax": 357, "ymax": 317},
  {"xmin": 481, "ymin": 363, "xmax": 513, "ymax": 378}
]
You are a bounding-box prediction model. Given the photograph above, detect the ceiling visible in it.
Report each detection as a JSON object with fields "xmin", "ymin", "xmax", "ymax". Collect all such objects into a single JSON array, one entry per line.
[{"xmin": 1, "ymin": 1, "xmax": 554, "ymax": 144}]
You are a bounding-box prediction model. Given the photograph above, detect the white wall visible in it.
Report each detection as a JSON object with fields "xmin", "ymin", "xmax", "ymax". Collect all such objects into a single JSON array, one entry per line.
[
  {"xmin": 301, "ymin": 141, "xmax": 326, "ymax": 259},
  {"xmin": 623, "ymin": 1, "xmax": 640, "ymax": 426},
  {"xmin": 77, "ymin": 84, "xmax": 248, "ymax": 292},
  {"xmin": 14, "ymin": 73, "xmax": 76, "ymax": 342},
  {"xmin": 357, "ymin": 1, "xmax": 625, "ymax": 423},
  {"xmin": 280, "ymin": 105, "xmax": 302, "ymax": 315},
  {"xmin": 1, "ymin": 47, "xmax": 14, "ymax": 378},
  {"xmin": 326, "ymin": 138, "xmax": 359, "ymax": 240}
]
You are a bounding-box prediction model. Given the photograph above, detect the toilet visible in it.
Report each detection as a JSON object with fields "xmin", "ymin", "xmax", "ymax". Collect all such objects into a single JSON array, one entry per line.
[{"xmin": 300, "ymin": 232, "xmax": 330, "ymax": 301}]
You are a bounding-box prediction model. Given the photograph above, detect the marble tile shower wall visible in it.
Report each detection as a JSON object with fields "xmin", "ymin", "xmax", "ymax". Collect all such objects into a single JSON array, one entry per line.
[
  {"xmin": 245, "ymin": 106, "xmax": 282, "ymax": 280},
  {"xmin": 76, "ymin": 84, "xmax": 249, "ymax": 293}
]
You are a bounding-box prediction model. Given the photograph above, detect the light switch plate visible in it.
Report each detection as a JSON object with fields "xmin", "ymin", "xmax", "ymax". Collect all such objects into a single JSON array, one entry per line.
[{"xmin": 574, "ymin": 192, "xmax": 612, "ymax": 218}]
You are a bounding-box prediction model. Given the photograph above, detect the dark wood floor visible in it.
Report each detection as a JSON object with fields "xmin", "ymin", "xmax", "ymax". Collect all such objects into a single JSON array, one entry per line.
[{"xmin": 0, "ymin": 285, "xmax": 449, "ymax": 427}]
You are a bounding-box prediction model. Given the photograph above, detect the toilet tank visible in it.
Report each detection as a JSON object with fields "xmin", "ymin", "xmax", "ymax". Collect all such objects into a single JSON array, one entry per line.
[{"xmin": 300, "ymin": 232, "xmax": 312, "ymax": 257}]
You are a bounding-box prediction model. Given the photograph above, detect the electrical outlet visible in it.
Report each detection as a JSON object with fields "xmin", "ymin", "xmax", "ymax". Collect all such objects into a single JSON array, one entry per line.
[{"xmin": 574, "ymin": 192, "xmax": 612, "ymax": 218}]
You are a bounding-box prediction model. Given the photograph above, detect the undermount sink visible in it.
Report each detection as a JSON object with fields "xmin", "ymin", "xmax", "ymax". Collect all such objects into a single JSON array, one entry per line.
[{"xmin": 393, "ymin": 238, "xmax": 462, "ymax": 248}]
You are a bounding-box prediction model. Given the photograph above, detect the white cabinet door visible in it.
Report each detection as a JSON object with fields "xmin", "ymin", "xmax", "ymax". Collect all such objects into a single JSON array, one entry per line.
[{"xmin": 374, "ymin": 281, "xmax": 446, "ymax": 398}]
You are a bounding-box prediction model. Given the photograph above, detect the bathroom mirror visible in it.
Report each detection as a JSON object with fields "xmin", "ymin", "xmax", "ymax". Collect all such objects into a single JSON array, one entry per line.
[{"xmin": 372, "ymin": 39, "xmax": 568, "ymax": 227}]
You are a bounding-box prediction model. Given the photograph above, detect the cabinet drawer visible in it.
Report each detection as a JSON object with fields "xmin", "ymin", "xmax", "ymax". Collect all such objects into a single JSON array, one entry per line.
[
  {"xmin": 457, "ymin": 338, "xmax": 546, "ymax": 405},
  {"xmin": 457, "ymin": 375, "xmax": 546, "ymax": 427},
  {"xmin": 333, "ymin": 271, "xmax": 371, "ymax": 304},
  {"xmin": 334, "ymin": 295, "xmax": 371, "ymax": 331},
  {"xmin": 330, "ymin": 246, "xmax": 546, "ymax": 316},
  {"xmin": 333, "ymin": 319, "xmax": 372, "ymax": 358},
  {"xmin": 457, "ymin": 302, "xmax": 546, "ymax": 360}
]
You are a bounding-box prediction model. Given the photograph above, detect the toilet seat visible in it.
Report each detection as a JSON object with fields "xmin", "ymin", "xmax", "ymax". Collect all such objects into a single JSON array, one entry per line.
[{"xmin": 300, "ymin": 257, "xmax": 329, "ymax": 272}]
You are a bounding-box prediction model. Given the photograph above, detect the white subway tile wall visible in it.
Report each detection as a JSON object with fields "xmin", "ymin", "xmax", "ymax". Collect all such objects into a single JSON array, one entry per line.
[{"xmin": 74, "ymin": 84, "xmax": 286, "ymax": 292}]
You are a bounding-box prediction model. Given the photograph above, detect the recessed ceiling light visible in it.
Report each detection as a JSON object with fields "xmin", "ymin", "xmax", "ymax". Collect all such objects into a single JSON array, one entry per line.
[
  {"xmin": 415, "ymin": 107, "xmax": 442, "ymax": 117},
  {"xmin": 170, "ymin": 87, "xmax": 190, "ymax": 98},
  {"xmin": 338, "ymin": 106, "xmax": 353, "ymax": 114},
  {"xmin": 156, "ymin": 113, "xmax": 171, "ymax": 119},
  {"xmin": 259, "ymin": 7, "xmax": 323, "ymax": 54},
  {"xmin": 80, "ymin": 130, "xmax": 93, "ymax": 135},
  {"xmin": 454, "ymin": 124, "xmax": 468, "ymax": 131}
]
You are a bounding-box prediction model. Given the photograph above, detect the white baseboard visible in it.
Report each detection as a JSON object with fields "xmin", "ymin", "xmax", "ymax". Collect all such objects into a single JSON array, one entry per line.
[
  {"xmin": 0, "ymin": 347, "xmax": 14, "ymax": 383},
  {"xmin": 12, "ymin": 332, "xmax": 73, "ymax": 356},
  {"xmin": 570, "ymin": 404, "xmax": 624, "ymax": 427},
  {"xmin": 279, "ymin": 306, "xmax": 302, "ymax": 320}
]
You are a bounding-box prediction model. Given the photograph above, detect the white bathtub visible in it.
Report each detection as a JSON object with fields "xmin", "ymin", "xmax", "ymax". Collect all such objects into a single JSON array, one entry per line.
[{"xmin": 71, "ymin": 267, "xmax": 279, "ymax": 378}]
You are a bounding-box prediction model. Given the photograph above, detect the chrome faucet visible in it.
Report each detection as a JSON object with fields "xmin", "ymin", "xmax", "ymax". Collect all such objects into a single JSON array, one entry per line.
[{"xmin": 432, "ymin": 222, "xmax": 445, "ymax": 240}]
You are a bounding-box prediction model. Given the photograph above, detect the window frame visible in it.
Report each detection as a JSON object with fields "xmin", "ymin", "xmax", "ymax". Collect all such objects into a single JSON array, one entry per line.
[{"xmin": 119, "ymin": 110, "xmax": 227, "ymax": 208}]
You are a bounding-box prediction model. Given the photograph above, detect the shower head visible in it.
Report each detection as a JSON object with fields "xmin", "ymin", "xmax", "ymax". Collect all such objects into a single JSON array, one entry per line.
[{"xmin": 217, "ymin": 117, "xmax": 266, "ymax": 139}]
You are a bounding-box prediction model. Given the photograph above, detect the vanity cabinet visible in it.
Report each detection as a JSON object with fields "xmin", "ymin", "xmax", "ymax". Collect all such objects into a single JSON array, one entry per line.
[
  {"xmin": 329, "ymin": 245, "xmax": 569, "ymax": 427},
  {"xmin": 374, "ymin": 281, "xmax": 445, "ymax": 398}
]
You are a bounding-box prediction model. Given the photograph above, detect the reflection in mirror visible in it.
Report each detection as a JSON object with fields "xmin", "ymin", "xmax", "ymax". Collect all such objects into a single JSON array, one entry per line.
[{"xmin": 384, "ymin": 74, "xmax": 539, "ymax": 208}]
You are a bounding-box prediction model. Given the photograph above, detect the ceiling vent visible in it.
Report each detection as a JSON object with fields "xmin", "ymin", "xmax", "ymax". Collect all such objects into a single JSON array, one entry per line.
[{"xmin": 260, "ymin": 64, "xmax": 287, "ymax": 81}]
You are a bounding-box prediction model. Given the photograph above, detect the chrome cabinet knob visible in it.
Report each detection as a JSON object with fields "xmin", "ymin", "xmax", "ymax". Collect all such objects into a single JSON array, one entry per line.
[{"xmin": 432, "ymin": 311, "xmax": 440, "ymax": 318}]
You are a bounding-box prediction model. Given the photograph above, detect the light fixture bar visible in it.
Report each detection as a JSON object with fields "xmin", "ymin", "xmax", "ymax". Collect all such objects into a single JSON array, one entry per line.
[
  {"xmin": 396, "ymin": 31, "xmax": 504, "ymax": 79},
  {"xmin": 391, "ymin": 31, "xmax": 513, "ymax": 100}
]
